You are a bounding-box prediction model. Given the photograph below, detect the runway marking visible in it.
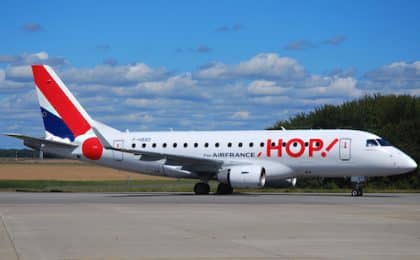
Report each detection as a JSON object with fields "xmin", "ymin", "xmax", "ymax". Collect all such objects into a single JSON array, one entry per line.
[{"xmin": 0, "ymin": 215, "xmax": 19, "ymax": 260}]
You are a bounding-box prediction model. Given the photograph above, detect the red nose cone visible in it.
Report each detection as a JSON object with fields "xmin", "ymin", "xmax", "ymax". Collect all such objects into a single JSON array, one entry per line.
[{"xmin": 82, "ymin": 137, "xmax": 103, "ymax": 160}]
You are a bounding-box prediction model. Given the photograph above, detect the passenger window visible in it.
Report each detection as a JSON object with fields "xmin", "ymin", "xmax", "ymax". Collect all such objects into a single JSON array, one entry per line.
[
  {"xmin": 204, "ymin": 142, "xmax": 209, "ymax": 148},
  {"xmin": 249, "ymin": 142, "xmax": 254, "ymax": 147},
  {"xmin": 366, "ymin": 139, "xmax": 378, "ymax": 147},
  {"xmin": 162, "ymin": 143, "xmax": 167, "ymax": 148},
  {"xmin": 132, "ymin": 143, "xmax": 136, "ymax": 148},
  {"xmin": 142, "ymin": 143, "xmax": 146, "ymax": 148},
  {"xmin": 183, "ymin": 143, "xmax": 188, "ymax": 148},
  {"xmin": 194, "ymin": 143, "xmax": 198, "ymax": 148},
  {"xmin": 260, "ymin": 142, "xmax": 264, "ymax": 147},
  {"xmin": 152, "ymin": 143, "xmax": 156, "ymax": 148},
  {"xmin": 228, "ymin": 142, "xmax": 232, "ymax": 148},
  {"xmin": 215, "ymin": 142, "xmax": 220, "ymax": 148},
  {"xmin": 238, "ymin": 142, "xmax": 243, "ymax": 147},
  {"xmin": 173, "ymin": 143, "xmax": 177, "ymax": 148}
]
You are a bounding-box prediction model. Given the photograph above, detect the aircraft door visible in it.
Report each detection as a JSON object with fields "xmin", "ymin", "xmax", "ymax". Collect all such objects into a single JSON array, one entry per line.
[
  {"xmin": 339, "ymin": 138, "xmax": 351, "ymax": 161},
  {"xmin": 113, "ymin": 140, "xmax": 124, "ymax": 161}
]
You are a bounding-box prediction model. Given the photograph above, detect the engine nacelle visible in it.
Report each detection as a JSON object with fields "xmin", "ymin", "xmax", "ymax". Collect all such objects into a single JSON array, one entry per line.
[{"xmin": 217, "ymin": 165, "xmax": 266, "ymax": 188}]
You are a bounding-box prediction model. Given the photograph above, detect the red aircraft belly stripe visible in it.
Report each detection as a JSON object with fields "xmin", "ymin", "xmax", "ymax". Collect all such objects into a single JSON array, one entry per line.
[{"xmin": 32, "ymin": 65, "xmax": 91, "ymax": 137}]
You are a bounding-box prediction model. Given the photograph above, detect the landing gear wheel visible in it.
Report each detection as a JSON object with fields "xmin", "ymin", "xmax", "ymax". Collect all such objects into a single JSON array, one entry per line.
[
  {"xmin": 351, "ymin": 188, "xmax": 363, "ymax": 197},
  {"xmin": 216, "ymin": 183, "xmax": 233, "ymax": 195},
  {"xmin": 350, "ymin": 176, "xmax": 365, "ymax": 197},
  {"xmin": 194, "ymin": 182, "xmax": 210, "ymax": 195}
]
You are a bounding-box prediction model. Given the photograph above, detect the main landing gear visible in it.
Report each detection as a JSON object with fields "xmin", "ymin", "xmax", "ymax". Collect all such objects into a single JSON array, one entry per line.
[
  {"xmin": 351, "ymin": 176, "xmax": 365, "ymax": 197},
  {"xmin": 193, "ymin": 182, "xmax": 210, "ymax": 195},
  {"xmin": 193, "ymin": 182, "xmax": 234, "ymax": 195},
  {"xmin": 216, "ymin": 183, "xmax": 233, "ymax": 195}
]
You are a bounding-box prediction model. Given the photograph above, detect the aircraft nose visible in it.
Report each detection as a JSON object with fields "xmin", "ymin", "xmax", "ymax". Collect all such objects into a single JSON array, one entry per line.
[{"xmin": 399, "ymin": 154, "xmax": 418, "ymax": 172}]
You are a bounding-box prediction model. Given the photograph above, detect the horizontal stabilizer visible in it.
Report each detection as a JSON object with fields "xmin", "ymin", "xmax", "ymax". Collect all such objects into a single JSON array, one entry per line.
[{"xmin": 4, "ymin": 133, "xmax": 78, "ymax": 150}]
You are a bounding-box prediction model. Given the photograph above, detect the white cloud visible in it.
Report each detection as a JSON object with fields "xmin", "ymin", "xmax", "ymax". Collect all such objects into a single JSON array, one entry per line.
[
  {"xmin": 0, "ymin": 69, "xmax": 5, "ymax": 81},
  {"xmin": 235, "ymin": 53, "xmax": 305, "ymax": 79},
  {"xmin": 298, "ymin": 77, "xmax": 361, "ymax": 98},
  {"xmin": 111, "ymin": 73, "xmax": 205, "ymax": 99},
  {"xmin": 126, "ymin": 98, "xmax": 154, "ymax": 108},
  {"xmin": 231, "ymin": 111, "xmax": 250, "ymax": 119},
  {"xmin": 138, "ymin": 73, "xmax": 196, "ymax": 94},
  {"xmin": 31, "ymin": 51, "xmax": 48, "ymax": 60},
  {"xmin": 196, "ymin": 53, "xmax": 306, "ymax": 80},
  {"xmin": 363, "ymin": 61, "xmax": 420, "ymax": 90},
  {"xmin": 250, "ymin": 95, "xmax": 292, "ymax": 105},
  {"xmin": 247, "ymin": 80, "xmax": 287, "ymax": 95},
  {"xmin": 99, "ymin": 112, "xmax": 154, "ymax": 123},
  {"xmin": 5, "ymin": 65, "xmax": 32, "ymax": 82},
  {"xmin": 0, "ymin": 51, "xmax": 66, "ymax": 67},
  {"xmin": 125, "ymin": 63, "xmax": 154, "ymax": 81},
  {"xmin": 247, "ymin": 76, "xmax": 360, "ymax": 99},
  {"xmin": 62, "ymin": 63, "xmax": 168, "ymax": 85},
  {"xmin": 196, "ymin": 62, "xmax": 228, "ymax": 79}
]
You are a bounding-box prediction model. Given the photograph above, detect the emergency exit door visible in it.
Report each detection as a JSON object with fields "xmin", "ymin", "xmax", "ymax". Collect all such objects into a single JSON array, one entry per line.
[
  {"xmin": 113, "ymin": 140, "xmax": 124, "ymax": 161},
  {"xmin": 339, "ymin": 138, "xmax": 351, "ymax": 161}
]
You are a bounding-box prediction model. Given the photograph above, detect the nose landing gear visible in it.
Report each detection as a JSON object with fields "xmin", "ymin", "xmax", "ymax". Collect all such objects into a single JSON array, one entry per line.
[
  {"xmin": 351, "ymin": 176, "xmax": 365, "ymax": 197},
  {"xmin": 351, "ymin": 186, "xmax": 363, "ymax": 197}
]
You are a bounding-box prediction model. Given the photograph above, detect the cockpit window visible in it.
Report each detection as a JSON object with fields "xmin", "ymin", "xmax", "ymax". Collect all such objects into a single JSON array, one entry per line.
[
  {"xmin": 377, "ymin": 138, "xmax": 392, "ymax": 146},
  {"xmin": 366, "ymin": 139, "xmax": 378, "ymax": 147}
]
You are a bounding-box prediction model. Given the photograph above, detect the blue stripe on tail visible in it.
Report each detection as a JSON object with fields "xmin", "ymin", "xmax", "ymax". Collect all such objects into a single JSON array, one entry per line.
[{"xmin": 40, "ymin": 107, "xmax": 75, "ymax": 141}]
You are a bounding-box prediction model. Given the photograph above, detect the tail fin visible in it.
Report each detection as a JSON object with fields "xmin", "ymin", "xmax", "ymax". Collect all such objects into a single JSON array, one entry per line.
[{"xmin": 32, "ymin": 65, "xmax": 93, "ymax": 142}]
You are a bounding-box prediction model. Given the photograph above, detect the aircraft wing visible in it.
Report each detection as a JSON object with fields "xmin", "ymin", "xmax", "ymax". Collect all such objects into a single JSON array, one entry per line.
[
  {"xmin": 108, "ymin": 145, "xmax": 223, "ymax": 173},
  {"xmin": 93, "ymin": 128, "xmax": 224, "ymax": 173},
  {"xmin": 5, "ymin": 133, "xmax": 78, "ymax": 150}
]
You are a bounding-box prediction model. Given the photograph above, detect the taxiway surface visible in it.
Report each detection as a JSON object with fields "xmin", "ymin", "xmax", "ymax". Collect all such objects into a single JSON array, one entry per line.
[{"xmin": 0, "ymin": 192, "xmax": 419, "ymax": 259}]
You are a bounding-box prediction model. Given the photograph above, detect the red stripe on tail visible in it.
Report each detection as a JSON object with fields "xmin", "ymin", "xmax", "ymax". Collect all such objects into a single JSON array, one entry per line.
[{"xmin": 32, "ymin": 65, "xmax": 91, "ymax": 137}]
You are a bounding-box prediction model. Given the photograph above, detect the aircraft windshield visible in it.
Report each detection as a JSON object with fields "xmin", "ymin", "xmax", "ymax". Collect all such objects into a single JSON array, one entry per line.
[
  {"xmin": 377, "ymin": 138, "xmax": 392, "ymax": 146},
  {"xmin": 366, "ymin": 139, "xmax": 378, "ymax": 147}
]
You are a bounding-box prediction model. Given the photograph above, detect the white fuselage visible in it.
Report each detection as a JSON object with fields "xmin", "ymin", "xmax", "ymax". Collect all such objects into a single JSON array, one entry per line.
[{"xmin": 77, "ymin": 129, "xmax": 416, "ymax": 182}]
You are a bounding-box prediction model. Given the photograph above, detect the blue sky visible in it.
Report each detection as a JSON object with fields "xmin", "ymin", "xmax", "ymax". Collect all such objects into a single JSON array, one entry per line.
[{"xmin": 0, "ymin": 0, "xmax": 419, "ymax": 147}]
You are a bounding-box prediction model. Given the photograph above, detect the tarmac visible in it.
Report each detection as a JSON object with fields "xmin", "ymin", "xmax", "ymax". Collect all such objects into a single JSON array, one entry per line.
[{"xmin": 0, "ymin": 192, "xmax": 419, "ymax": 259}]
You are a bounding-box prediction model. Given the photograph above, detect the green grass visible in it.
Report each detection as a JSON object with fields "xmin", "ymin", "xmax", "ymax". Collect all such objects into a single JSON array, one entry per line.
[
  {"xmin": 0, "ymin": 179, "xmax": 419, "ymax": 193},
  {"xmin": 0, "ymin": 179, "xmax": 202, "ymax": 192}
]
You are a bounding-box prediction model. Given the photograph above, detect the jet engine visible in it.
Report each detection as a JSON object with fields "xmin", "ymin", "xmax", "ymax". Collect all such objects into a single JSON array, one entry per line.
[{"xmin": 217, "ymin": 165, "xmax": 266, "ymax": 188}]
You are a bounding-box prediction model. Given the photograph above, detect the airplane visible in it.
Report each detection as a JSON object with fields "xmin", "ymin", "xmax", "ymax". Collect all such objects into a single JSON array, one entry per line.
[{"xmin": 6, "ymin": 65, "xmax": 418, "ymax": 196}]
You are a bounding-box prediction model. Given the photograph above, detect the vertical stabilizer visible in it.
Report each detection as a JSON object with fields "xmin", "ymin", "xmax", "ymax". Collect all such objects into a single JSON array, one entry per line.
[{"xmin": 32, "ymin": 65, "xmax": 93, "ymax": 142}]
